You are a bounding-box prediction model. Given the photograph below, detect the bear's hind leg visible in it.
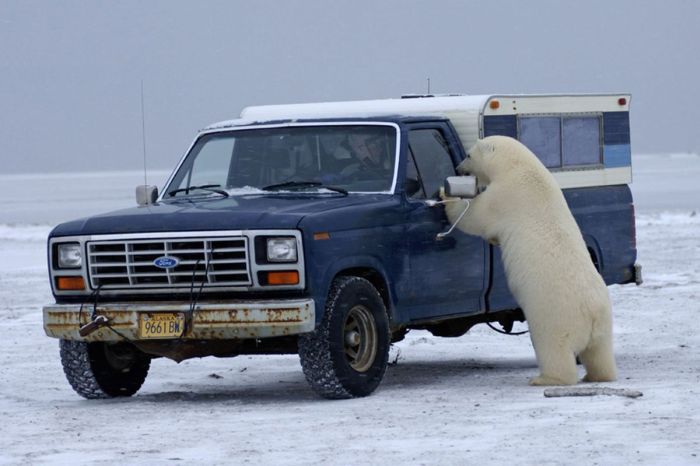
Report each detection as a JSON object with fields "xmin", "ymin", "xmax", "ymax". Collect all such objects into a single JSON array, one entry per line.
[
  {"xmin": 528, "ymin": 335, "xmax": 579, "ymax": 386},
  {"xmin": 579, "ymin": 336, "xmax": 617, "ymax": 382}
]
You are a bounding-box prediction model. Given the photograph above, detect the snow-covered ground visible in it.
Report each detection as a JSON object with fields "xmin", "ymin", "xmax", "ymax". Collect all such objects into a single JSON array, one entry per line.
[{"xmin": 0, "ymin": 155, "xmax": 698, "ymax": 465}]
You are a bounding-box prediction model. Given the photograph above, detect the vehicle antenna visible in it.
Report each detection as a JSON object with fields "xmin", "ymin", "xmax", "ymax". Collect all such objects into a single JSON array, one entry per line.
[
  {"xmin": 140, "ymin": 80, "xmax": 148, "ymax": 186},
  {"xmin": 427, "ymin": 77, "xmax": 431, "ymax": 94}
]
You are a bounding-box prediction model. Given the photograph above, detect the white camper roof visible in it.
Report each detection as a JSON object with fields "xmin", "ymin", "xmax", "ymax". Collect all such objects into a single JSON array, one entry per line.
[
  {"xmin": 239, "ymin": 94, "xmax": 491, "ymax": 121},
  {"xmin": 238, "ymin": 93, "xmax": 629, "ymax": 120}
]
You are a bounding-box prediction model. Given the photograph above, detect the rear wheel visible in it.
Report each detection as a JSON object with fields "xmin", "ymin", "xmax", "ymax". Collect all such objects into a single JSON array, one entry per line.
[
  {"xmin": 59, "ymin": 339, "xmax": 151, "ymax": 399},
  {"xmin": 298, "ymin": 276, "xmax": 390, "ymax": 399}
]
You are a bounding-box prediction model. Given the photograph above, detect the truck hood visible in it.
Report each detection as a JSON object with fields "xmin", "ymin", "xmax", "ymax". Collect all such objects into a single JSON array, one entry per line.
[{"xmin": 50, "ymin": 194, "xmax": 382, "ymax": 237}]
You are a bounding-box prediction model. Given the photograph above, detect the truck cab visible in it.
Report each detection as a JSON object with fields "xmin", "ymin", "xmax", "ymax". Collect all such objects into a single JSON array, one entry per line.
[{"xmin": 44, "ymin": 94, "xmax": 640, "ymax": 399}]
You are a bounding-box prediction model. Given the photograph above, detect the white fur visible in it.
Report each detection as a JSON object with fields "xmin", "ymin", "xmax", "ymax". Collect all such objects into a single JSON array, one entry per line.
[{"xmin": 445, "ymin": 135, "xmax": 617, "ymax": 385}]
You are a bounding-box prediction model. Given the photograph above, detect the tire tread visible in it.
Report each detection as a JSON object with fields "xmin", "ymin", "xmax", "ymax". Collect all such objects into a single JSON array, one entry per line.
[
  {"xmin": 59, "ymin": 339, "xmax": 150, "ymax": 399},
  {"xmin": 298, "ymin": 276, "xmax": 389, "ymax": 399}
]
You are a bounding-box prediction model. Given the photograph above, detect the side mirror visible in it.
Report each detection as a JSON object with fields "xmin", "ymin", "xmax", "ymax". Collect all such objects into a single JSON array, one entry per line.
[
  {"xmin": 444, "ymin": 176, "xmax": 477, "ymax": 199},
  {"xmin": 136, "ymin": 185, "xmax": 158, "ymax": 206}
]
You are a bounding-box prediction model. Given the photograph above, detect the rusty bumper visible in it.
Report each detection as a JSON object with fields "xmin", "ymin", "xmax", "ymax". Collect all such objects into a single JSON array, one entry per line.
[{"xmin": 43, "ymin": 299, "xmax": 315, "ymax": 342}]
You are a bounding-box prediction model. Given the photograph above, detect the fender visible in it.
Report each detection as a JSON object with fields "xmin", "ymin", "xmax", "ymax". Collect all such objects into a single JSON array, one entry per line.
[{"xmin": 315, "ymin": 254, "xmax": 400, "ymax": 325}]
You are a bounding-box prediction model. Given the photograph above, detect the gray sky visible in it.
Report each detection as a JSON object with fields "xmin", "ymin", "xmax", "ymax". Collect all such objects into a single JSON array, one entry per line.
[{"xmin": 1, "ymin": 0, "xmax": 698, "ymax": 174}]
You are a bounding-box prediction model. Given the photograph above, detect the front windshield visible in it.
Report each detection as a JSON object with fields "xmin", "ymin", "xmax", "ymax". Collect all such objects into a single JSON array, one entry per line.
[{"xmin": 165, "ymin": 124, "xmax": 398, "ymax": 197}]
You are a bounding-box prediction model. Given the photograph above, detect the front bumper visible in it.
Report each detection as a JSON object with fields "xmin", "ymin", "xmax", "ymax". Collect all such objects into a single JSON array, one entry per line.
[{"xmin": 43, "ymin": 298, "xmax": 315, "ymax": 342}]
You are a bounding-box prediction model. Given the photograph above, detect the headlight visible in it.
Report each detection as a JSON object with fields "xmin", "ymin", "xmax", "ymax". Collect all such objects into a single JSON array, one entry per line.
[
  {"xmin": 57, "ymin": 243, "xmax": 82, "ymax": 269},
  {"xmin": 266, "ymin": 237, "xmax": 297, "ymax": 262}
]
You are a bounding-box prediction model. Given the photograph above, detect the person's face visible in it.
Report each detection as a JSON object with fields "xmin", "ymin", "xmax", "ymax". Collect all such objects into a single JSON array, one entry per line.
[{"xmin": 347, "ymin": 134, "xmax": 373, "ymax": 163}]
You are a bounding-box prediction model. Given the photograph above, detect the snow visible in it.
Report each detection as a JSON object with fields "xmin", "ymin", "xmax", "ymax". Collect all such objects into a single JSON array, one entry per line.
[
  {"xmin": 223, "ymin": 186, "xmax": 347, "ymax": 196},
  {"xmin": 224, "ymin": 186, "xmax": 267, "ymax": 196},
  {"xmin": 0, "ymin": 155, "xmax": 699, "ymax": 464}
]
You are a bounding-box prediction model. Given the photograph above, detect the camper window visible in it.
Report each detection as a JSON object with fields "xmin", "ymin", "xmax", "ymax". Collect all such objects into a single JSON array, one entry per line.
[
  {"xmin": 562, "ymin": 117, "xmax": 601, "ymax": 166},
  {"xmin": 519, "ymin": 116, "xmax": 561, "ymax": 168},
  {"xmin": 518, "ymin": 114, "xmax": 603, "ymax": 169}
]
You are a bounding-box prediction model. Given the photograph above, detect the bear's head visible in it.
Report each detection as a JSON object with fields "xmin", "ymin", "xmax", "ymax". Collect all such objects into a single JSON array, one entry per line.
[{"xmin": 457, "ymin": 136, "xmax": 541, "ymax": 184}]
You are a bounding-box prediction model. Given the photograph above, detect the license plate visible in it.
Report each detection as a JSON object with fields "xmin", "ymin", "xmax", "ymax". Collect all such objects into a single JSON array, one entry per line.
[{"xmin": 139, "ymin": 312, "xmax": 185, "ymax": 339}]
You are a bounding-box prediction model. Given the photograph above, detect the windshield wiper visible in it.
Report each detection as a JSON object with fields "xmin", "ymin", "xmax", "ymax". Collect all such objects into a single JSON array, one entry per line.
[
  {"xmin": 167, "ymin": 184, "xmax": 229, "ymax": 198},
  {"xmin": 261, "ymin": 181, "xmax": 348, "ymax": 195}
]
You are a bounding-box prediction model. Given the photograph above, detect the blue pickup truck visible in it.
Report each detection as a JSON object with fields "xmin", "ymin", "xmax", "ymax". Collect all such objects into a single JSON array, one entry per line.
[{"xmin": 44, "ymin": 94, "xmax": 641, "ymax": 399}]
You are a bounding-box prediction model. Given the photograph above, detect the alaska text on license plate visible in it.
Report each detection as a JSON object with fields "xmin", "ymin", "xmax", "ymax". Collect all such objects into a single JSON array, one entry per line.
[{"xmin": 139, "ymin": 312, "xmax": 185, "ymax": 339}]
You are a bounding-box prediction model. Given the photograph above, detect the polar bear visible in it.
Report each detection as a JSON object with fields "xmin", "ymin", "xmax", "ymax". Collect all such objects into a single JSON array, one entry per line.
[{"xmin": 444, "ymin": 135, "xmax": 617, "ymax": 385}]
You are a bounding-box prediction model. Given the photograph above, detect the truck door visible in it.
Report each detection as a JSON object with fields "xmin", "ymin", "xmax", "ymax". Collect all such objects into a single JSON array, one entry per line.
[{"xmin": 403, "ymin": 123, "xmax": 488, "ymax": 321}]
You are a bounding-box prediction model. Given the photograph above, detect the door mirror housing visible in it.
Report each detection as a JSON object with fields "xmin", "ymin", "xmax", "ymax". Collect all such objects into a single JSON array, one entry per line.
[
  {"xmin": 444, "ymin": 176, "xmax": 478, "ymax": 199},
  {"xmin": 136, "ymin": 185, "xmax": 159, "ymax": 206}
]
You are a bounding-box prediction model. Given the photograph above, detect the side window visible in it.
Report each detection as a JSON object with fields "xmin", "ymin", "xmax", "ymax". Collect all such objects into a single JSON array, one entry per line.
[
  {"xmin": 405, "ymin": 149, "xmax": 426, "ymax": 199},
  {"xmin": 407, "ymin": 129, "xmax": 457, "ymax": 198}
]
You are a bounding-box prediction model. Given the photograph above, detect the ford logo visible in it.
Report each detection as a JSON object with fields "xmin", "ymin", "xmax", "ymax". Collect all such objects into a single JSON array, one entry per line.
[{"xmin": 153, "ymin": 256, "xmax": 179, "ymax": 269}]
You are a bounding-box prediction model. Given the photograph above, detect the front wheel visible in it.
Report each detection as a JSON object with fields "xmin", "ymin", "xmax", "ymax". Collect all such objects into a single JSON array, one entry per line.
[
  {"xmin": 298, "ymin": 276, "xmax": 390, "ymax": 399},
  {"xmin": 59, "ymin": 340, "xmax": 151, "ymax": 399}
]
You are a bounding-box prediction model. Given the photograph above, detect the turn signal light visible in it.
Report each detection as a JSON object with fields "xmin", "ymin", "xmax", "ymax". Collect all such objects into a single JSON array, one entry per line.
[
  {"xmin": 56, "ymin": 276, "xmax": 86, "ymax": 291},
  {"xmin": 489, "ymin": 100, "xmax": 500, "ymax": 110},
  {"xmin": 265, "ymin": 271, "xmax": 299, "ymax": 286}
]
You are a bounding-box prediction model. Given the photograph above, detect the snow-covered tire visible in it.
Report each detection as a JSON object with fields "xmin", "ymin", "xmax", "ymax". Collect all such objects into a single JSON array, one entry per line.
[
  {"xmin": 59, "ymin": 339, "xmax": 151, "ymax": 399},
  {"xmin": 298, "ymin": 276, "xmax": 390, "ymax": 399}
]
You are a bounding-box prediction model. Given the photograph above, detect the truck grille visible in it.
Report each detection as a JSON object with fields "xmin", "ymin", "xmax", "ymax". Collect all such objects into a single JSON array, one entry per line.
[{"xmin": 87, "ymin": 237, "xmax": 251, "ymax": 289}]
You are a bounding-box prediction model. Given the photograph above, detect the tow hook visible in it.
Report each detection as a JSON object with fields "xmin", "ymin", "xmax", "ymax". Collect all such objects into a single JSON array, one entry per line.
[{"xmin": 79, "ymin": 315, "xmax": 110, "ymax": 337}]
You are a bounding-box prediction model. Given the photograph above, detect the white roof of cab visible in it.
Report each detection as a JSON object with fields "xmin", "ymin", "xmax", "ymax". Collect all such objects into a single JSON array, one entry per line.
[
  {"xmin": 239, "ymin": 94, "xmax": 491, "ymax": 121},
  {"xmin": 204, "ymin": 95, "xmax": 492, "ymax": 130}
]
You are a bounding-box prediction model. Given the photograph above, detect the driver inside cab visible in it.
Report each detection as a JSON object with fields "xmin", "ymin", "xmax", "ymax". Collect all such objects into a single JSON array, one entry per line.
[{"xmin": 336, "ymin": 132, "xmax": 392, "ymax": 177}]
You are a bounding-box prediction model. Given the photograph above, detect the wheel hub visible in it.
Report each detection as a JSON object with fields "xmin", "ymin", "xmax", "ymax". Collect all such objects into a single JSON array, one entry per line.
[
  {"xmin": 345, "ymin": 331, "xmax": 361, "ymax": 346},
  {"xmin": 343, "ymin": 305, "xmax": 378, "ymax": 373}
]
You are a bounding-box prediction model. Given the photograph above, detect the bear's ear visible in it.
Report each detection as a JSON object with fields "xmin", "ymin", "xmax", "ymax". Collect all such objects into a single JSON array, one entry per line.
[{"xmin": 477, "ymin": 140, "xmax": 496, "ymax": 155}]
